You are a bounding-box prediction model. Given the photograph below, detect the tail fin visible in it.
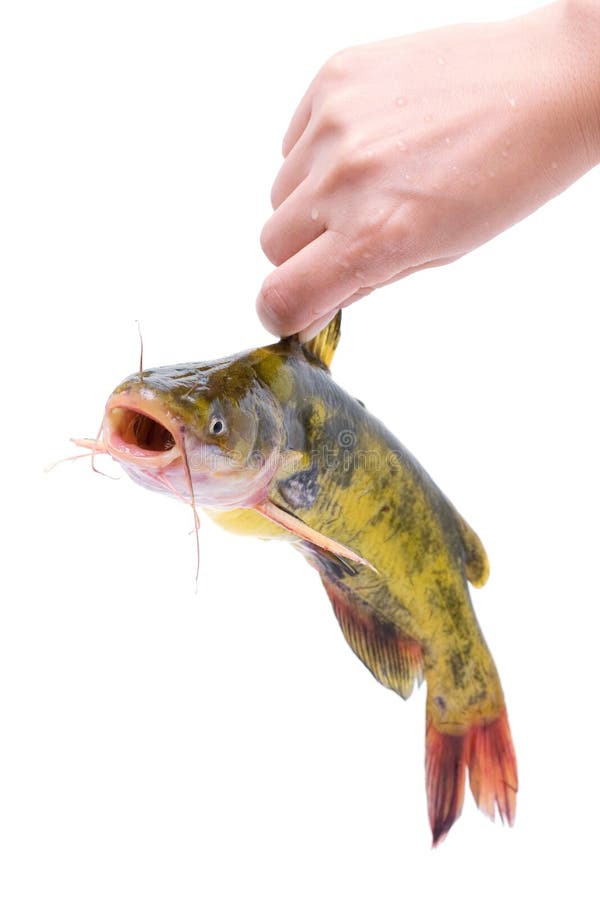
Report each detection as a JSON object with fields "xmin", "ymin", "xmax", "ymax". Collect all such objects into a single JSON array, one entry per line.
[{"xmin": 426, "ymin": 708, "xmax": 518, "ymax": 846}]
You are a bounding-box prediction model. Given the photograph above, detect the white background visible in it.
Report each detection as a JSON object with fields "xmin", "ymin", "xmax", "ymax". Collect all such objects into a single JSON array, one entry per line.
[{"xmin": 1, "ymin": 1, "xmax": 598, "ymax": 897}]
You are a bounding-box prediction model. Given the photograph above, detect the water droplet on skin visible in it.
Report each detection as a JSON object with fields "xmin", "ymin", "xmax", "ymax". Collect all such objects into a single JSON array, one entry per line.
[
  {"xmin": 404, "ymin": 174, "xmax": 411, "ymax": 181},
  {"xmin": 445, "ymin": 136, "xmax": 451, "ymax": 145},
  {"xmin": 507, "ymin": 96, "xmax": 517, "ymax": 109},
  {"xmin": 396, "ymin": 96, "xmax": 406, "ymax": 107},
  {"xmin": 311, "ymin": 208, "xmax": 319, "ymax": 221},
  {"xmin": 424, "ymin": 113, "xmax": 433, "ymax": 123},
  {"xmin": 396, "ymin": 138, "xmax": 407, "ymax": 151}
]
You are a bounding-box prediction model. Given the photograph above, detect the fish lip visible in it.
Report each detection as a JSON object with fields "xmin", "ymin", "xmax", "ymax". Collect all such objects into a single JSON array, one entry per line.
[{"xmin": 103, "ymin": 389, "xmax": 184, "ymax": 469}]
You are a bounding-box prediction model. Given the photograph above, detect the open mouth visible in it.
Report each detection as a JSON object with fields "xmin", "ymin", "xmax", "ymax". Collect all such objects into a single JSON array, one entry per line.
[
  {"xmin": 111, "ymin": 408, "xmax": 176, "ymax": 452},
  {"xmin": 103, "ymin": 394, "xmax": 182, "ymax": 466}
]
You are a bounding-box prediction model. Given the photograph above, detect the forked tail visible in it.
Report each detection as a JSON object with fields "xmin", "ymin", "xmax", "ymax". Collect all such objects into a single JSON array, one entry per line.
[{"xmin": 425, "ymin": 707, "xmax": 518, "ymax": 846}]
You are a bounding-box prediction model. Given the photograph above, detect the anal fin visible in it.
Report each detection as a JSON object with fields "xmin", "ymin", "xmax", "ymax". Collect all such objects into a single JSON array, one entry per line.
[{"xmin": 320, "ymin": 576, "xmax": 423, "ymax": 700}]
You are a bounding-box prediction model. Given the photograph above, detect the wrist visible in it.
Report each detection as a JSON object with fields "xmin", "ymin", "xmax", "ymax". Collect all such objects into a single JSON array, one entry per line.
[{"xmin": 556, "ymin": 0, "xmax": 600, "ymax": 163}]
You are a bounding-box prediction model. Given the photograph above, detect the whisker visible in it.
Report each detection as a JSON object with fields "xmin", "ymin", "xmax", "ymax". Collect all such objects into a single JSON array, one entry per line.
[
  {"xmin": 181, "ymin": 382, "xmax": 197, "ymax": 400},
  {"xmin": 71, "ymin": 437, "xmax": 109, "ymax": 452},
  {"xmin": 136, "ymin": 320, "xmax": 144, "ymax": 381},
  {"xmin": 147, "ymin": 470, "xmax": 201, "ymax": 533},
  {"xmin": 89, "ymin": 421, "xmax": 120, "ymax": 480},
  {"xmin": 45, "ymin": 451, "xmax": 100, "ymax": 473},
  {"xmin": 179, "ymin": 426, "xmax": 201, "ymax": 590},
  {"xmin": 47, "ymin": 434, "xmax": 117, "ymax": 477}
]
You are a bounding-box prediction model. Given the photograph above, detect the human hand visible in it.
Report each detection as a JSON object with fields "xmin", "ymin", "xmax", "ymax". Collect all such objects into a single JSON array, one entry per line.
[{"xmin": 257, "ymin": 0, "xmax": 600, "ymax": 339}]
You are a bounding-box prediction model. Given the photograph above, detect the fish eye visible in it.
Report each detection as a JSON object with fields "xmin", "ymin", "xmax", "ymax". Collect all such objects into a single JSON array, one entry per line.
[{"xmin": 209, "ymin": 416, "xmax": 226, "ymax": 436}]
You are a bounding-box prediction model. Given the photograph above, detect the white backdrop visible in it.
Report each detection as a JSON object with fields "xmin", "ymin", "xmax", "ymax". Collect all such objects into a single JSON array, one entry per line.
[{"xmin": 2, "ymin": 1, "xmax": 598, "ymax": 897}]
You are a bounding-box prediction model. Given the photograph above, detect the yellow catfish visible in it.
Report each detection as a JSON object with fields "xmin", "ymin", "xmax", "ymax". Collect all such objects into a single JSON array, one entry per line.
[{"xmin": 84, "ymin": 313, "xmax": 517, "ymax": 845}]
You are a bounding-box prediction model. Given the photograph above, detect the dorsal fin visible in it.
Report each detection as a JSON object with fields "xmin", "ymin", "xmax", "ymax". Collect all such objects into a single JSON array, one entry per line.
[{"xmin": 301, "ymin": 311, "xmax": 342, "ymax": 369}]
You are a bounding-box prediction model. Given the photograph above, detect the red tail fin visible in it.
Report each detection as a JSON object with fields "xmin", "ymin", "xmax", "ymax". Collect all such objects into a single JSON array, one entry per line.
[
  {"xmin": 426, "ymin": 708, "xmax": 518, "ymax": 846},
  {"xmin": 467, "ymin": 710, "xmax": 518, "ymax": 825}
]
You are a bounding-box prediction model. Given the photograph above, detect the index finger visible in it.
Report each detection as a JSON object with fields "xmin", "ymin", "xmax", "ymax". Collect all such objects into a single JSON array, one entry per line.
[{"xmin": 256, "ymin": 230, "xmax": 362, "ymax": 336}]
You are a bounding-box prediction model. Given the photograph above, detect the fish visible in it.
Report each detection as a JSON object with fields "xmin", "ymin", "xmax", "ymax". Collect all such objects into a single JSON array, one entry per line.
[{"xmin": 83, "ymin": 312, "xmax": 517, "ymax": 845}]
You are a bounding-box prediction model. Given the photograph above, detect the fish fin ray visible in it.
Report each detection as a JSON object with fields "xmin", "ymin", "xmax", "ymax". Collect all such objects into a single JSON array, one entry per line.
[
  {"xmin": 426, "ymin": 705, "xmax": 517, "ymax": 846},
  {"xmin": 300, "ymin": 311, "xmax": 342, "ymax": 369},
  {"xmin": 426, "ymin": 722, "xmax": 468, "ymax": 847},
  {"xmin": 467, "ymin": 708, "xmax": 518, "ymax": 825},
  {"xmin": 320, "ymin": 575, "xmax": 423, "ymax": 699}
]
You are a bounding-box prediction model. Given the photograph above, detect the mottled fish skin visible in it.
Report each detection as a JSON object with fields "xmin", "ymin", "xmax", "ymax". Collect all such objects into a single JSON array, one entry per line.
[
  {"xmin": 103, "ymin": 313, "xmax": 517, "ymax": 844},
  {"xmin": 250, "ymin": 340, "xmax": 504, "ymax": 728}
]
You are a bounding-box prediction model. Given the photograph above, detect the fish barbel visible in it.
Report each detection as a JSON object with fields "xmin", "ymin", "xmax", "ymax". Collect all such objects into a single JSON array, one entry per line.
[{"xmin": 91, "ymin": 313, "xmax": 517, "ymax": 845}]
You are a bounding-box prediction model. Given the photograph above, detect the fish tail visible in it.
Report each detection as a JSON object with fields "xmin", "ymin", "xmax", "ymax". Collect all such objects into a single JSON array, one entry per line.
[{"xmin": 425, "ymin": 703, "xmax": 517, "ymax": 846}]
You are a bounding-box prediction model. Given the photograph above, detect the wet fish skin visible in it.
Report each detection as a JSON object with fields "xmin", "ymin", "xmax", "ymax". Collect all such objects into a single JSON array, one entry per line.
[{"xmin": 101, "ymin": 313, "xmax": 517, "ymax": 845}]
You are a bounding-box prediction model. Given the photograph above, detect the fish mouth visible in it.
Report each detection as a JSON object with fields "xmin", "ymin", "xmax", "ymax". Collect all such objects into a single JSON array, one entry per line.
[{"xmin": 103, "ymin": 392, "xmax": 183, "ymax": 468}]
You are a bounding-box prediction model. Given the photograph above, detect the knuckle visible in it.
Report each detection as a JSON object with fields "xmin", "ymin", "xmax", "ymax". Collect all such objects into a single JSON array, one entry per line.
[
  {"xmin": 385, "ymin": 204, "xmax": 415, "ymax": 244},
  {"xmin": 331, "ymin": 204, "xmax": 415, "ymax": 279},
  {"xmin": 329, "ymin": 228, "xmax": 354, "ymax": 260},
  {"xmin": 366, "ymin": 206, "xmax": 415, "ymax": 269},
  {"xmin": 320, "ymin": 48, "xmax": 355, "ymax": 81},
  {"xmin": 312, "ymin": 95, "xmax": 347, "ymax": 138},
  {"xmin": 318, "ymin": 133, "xmax": 375, "ymax": 191},
  {"xmin": 311, "ymin": 87, "xmax": 362, "ymax": 139}
]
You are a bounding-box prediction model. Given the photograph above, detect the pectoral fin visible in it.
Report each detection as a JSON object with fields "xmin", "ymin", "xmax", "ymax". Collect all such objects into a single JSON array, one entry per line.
[{"xmin": 254, "ymin": 499, "xmax": 377, "ymax": 572}]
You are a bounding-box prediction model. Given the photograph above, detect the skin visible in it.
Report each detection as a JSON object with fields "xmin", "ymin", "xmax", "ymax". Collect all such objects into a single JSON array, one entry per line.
[
  {"xmin": 257, "ymin": 0, "xmax": 600, "ymax": 340},
  {"xmin": 99, "ymin": 317, "xmax": 516, "ymax": 842}
]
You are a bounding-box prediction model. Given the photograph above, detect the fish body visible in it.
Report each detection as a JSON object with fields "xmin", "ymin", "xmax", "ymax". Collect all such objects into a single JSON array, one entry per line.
[{"xmin": 98, "ymin": 314, "xmax": 517, "ymax": 844}]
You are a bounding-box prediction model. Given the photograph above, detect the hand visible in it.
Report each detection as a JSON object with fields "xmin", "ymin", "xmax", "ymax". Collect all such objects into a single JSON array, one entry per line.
[{"xmin": 257, "ymin": 0, "xmax": 600, "ymax": 339}]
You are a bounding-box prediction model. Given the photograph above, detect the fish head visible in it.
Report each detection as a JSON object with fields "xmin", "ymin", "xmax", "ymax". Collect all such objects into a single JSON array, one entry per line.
[{"xmin": 102, "ymin": 354, "xmax": 284, "ymax": 509}]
